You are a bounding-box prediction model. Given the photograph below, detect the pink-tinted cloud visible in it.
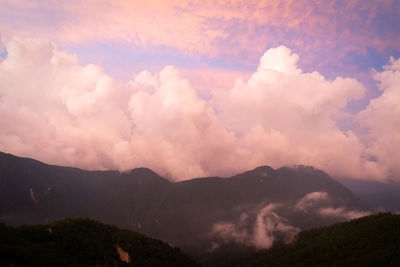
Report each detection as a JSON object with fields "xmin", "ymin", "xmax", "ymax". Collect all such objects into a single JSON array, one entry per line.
[
  {"xmin": 0, "ymin": 37, "xmax": 236, "ymax": 179},
  {"xmin": 0, "ymin": 34, "xmax": 5, "ymax": 54},
  {"xmin": 0, "ymin": 37, "xmax": 399, "ymax": 182},
  {"xmin": 181, "ymin": 68, "xmax": 252, "ymax": 97},
  {"xmin": 357, "ymin": 57, "xmax": 400, "ymax": 180},
  {"xmin": 212, "ymin": 46, "xmax": 370, "ymax": 178},
  {"xmin": 1, "ymin": 0, "xmax": 399, "ymax": 70}
]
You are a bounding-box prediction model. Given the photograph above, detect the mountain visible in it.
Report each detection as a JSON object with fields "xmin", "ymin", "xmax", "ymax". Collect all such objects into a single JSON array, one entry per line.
[
  {"xmin": 337, "ymin": 177, "xmax": 400, "ymax": 212},
  {"xmin": 359, "ymin": 191, "xmax": 400, "ymax": 212},
  {"xmin": 0, "ymin": 217, "xmax": 199, "ymax": 266},
  {"xmin": 0, "ymin": 152, "xmax": 369, "ymax": 264},
  {"xmin": 233, "ymin": 213, "xmax": 400, "ymax": 267}
]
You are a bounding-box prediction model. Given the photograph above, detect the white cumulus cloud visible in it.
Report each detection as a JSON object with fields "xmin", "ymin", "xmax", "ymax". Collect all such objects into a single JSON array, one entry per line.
[
  {"xmin": 0, "ymin": 37, "xmax": 399, "ymax": 181},
  {"xmin": 356, "ymin": 57, "xmax": 400, "ymax": 180}
]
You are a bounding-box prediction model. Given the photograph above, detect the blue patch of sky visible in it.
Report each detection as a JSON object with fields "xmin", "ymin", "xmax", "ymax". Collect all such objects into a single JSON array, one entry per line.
[
  {"xmin": 61, "ymin": 42, "xmax": 254, "ymax": 81},
  {"xmin": 200, "ymin": 54, "xmax": 255, "ymax": 72},
  {"xmin": 372, "ymin": 5, "xmax": 400, "ymax": 37},
  {"xmin": 345, "ymin": 49, "xmax": 389, "ymax": 72},
  {"xmin": 342, "ymin": 45, "xmax": 400, "ymax": 115},
  {"xmin": 0, "ymin": 49, "xmax": 7, "ymax": 58},
  {"xmin": 61, "ymin": 42, "xmax": 194, "ymax": 80}
]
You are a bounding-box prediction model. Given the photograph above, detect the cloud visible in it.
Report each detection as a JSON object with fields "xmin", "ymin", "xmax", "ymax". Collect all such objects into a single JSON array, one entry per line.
[
  {"xmin": 211, "ymin": 221, "xmax": 249, "ymax": 247},
  {"xmin": 294, "ymin": 192, "xmax": 329, "ymax": 212},
  {"xmin": 356, "ymin": 57, "xmax": 400, "ymax": 180},
  {"xmin": 213, "ymin": 46, "xmax": 369, "ymax": 178},
  {"xmin": 0, "ymin": 37, "xmax": 399, "ymax": 182},
  {"xmin": 211, "ymin": 204, "xmax": 299, "ymax": 249},
  {"xmin": 210, "ymin": 192, "xmax": 371, "ymax": 250},
  {"xmin": 1, "ymin": 0, "xmax": 399, "ymax": 70},
  {"xmin": 0, "ymin": 37, "xmax": 236, "ymax": 179},
  {"xmin": 318, "ymin": 207, "xmax": 371, "ymax": 220},
  {"xmin": 126, "ymin": 66, "xmax": 237, "ymax": 179},
  {"xmin": 253, "ymin": 203, "xmax": 300, "ymax": 249},
  {"xmin": 0, "ymin": 34, "xmax": 5, "ymax": 54},
  {"xmin": 294, "ymin": 191, "xmax": 371, "ymax": 220}
]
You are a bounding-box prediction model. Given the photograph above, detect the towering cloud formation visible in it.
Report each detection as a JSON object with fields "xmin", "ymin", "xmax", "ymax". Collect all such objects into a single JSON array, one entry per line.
[
  {"xmin": 0, "ymin": 37, "xmax": 233, "ymax": 179},
  {"xmin": 0, "ymin": 37, "xmax": 399, "ymax": 181},
  {"xmin": 213, "ymin": 46, "xmax": 368, "ymax": 178},
  {"xmin": 357, "ymin": 58, "xmax": 400, "ymax": 180}
]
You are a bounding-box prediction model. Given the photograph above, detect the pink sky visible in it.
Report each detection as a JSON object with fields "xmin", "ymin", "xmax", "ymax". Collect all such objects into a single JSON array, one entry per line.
[{"xmin": 0, "ymin": 1, "xmax": 399, "ymax": 181}]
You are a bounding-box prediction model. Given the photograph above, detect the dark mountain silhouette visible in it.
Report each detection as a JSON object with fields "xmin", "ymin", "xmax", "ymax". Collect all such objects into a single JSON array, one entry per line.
[
  {"xmin": 0, "ymin": 217, "xmax": 199, "ymax": 266},
  {"xmin": 0, "ymin": 151, "xmax": 369, "ymax": 264},
  {"xmin": 233, "ymin": 213, "xmax": 400, "ymax": 267}
]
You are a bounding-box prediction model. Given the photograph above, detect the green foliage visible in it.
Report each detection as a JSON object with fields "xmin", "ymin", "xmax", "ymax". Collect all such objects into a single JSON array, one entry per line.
[
  {"xmin": 0, "ymin": 218, "xmax": 200, "ymax": 267},
  {"xmin": 234, "ymin": 213, "xmax": 400, "ymax": 267}
]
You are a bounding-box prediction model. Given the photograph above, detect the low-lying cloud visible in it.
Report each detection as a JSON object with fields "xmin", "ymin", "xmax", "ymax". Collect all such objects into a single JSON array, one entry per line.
[
  {"xmin": 0, "ymin": 37, "xmax": 399, "ymax": 181},
  {"xmin": 294, "ymin": 192, "xmax": 329, "ymax": 212},
  {"xmin": 210, "ymin": 192, "xmax": 370, "ymax": 250},
  {"xmin": 294, "ymin": 191, "xmax": 372, "ymax": 220},
  {"xmin": 318, "ymin": 207, "xmax": 371, "ymax": 220},
  {"xmin": 253, "ymin": 203, "xmax": 300, "ymax": 249},
  {"xmin": 211, "ymin": 203, "xmax": 300, "ymax": 249}
]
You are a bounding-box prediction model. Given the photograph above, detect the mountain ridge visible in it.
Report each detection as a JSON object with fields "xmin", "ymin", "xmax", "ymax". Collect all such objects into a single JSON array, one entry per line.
[{"xmin": 0, "ymin": 151, "xmax": 370, "ymax": 264}]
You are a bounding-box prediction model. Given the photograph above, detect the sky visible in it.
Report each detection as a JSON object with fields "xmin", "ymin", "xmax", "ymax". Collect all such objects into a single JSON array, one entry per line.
[{"xmin": 0, "ymin": 0, "xmax": 400, "ymax": 182}]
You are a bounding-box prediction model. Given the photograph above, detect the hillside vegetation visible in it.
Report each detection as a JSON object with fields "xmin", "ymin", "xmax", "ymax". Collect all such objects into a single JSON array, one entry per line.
[
  {"xmin": 0, "ymin": 218, "xmax": 199, "ymax": 267},
  {"xmin": 234, "ymin": 213, "xmax": 400, "ymax": 267}
]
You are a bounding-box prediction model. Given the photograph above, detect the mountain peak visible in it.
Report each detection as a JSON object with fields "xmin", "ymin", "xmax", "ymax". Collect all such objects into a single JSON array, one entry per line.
[
  {"xmin": 252, "ymin": 165, "xmax": 274, "ymax": 173},
  {"xmin": 234, "ymin": 165, "xmax": 274, "ymax": 178},
  {"xmin": 124, "ymin": 167, "xmax": 171, "ymax": 185},
  {"xmin": 129, "ymin": 167, "xmax": 162, "ymax": 177}
]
